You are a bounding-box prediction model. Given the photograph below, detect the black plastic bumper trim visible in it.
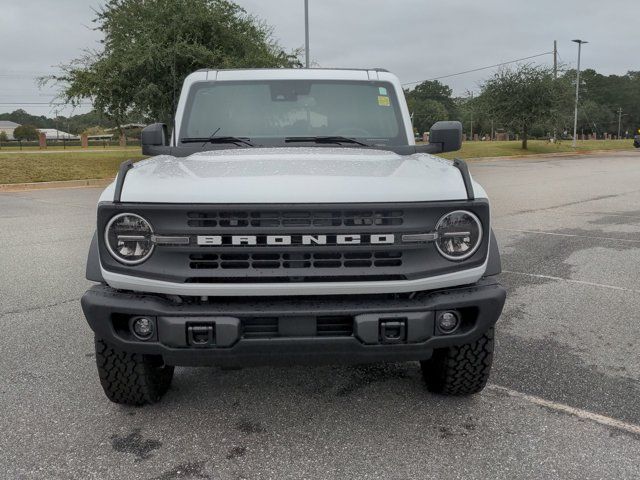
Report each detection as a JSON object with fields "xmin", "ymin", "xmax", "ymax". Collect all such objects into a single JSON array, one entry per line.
[{"xmin": 81, "ymin": 277, "xmax": 505, "ymax": 367}]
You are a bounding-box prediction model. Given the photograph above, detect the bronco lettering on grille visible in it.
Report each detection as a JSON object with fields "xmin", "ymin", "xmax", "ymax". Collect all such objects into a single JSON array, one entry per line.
[{"xmin": 196, "ymin": 234, "xmax": 395, "ymax": 246}]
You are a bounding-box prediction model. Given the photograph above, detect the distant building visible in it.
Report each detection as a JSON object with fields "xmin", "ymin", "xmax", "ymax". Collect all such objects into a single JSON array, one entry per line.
[
  {"xmin": 36, "ymin": 128, "xmax": 80, "ymax": 140},
  {"xmin": 87, "ymin": 133, "xmax": 115, "ymax": 140},
  {"xmin": 0, "ymin": 120, "xmax": 20, "ymax": 140}
]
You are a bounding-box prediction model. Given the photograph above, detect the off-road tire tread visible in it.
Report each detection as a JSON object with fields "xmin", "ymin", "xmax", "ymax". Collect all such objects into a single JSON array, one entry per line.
[
  {"xmin": 421, "ymin": 327, "xmax": 494, "ymax": 396},
  {"xmin": 95, "ymin": 337, "xmax": 174, "ymax": 405}
]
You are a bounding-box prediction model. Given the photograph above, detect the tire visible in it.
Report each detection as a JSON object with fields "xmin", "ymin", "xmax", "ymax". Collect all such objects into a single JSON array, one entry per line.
[
  {"xmin": 94, "ymin": 337, "xmax": 174, "ymax": 405},
  {"xmin": 420, "ymin": 327, "xmax": 494, "ymax": 396}
]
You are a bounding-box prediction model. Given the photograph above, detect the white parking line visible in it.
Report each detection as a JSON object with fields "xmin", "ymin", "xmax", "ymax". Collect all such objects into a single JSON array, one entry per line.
[
  {"xmin": 501, "ymin": 270, "xmax": 640, "ymax": 294},
  {"xmin": 494, "ymin": 227, "xmax": 640, "ymax": 244},
  {"xmin": 488, "ymin": 385, "xmax": 640, "ymax": 437}
]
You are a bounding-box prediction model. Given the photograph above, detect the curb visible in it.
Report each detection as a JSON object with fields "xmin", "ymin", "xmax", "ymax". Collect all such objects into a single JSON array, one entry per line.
[
  {"xmin": 466, "ymin": 148, "xmax": 637, "ymax": 162},
  {"xmin": 0, "ymin": 177, "xmax": 114, "ymax": 192}
]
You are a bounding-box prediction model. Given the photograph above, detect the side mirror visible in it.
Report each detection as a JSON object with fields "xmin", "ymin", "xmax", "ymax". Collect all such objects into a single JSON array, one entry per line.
[
  {"xmin": 429, "ymin": 121, "xmax": 462, "ymax": 153},
  {"xmin": 141, "ymin": 123, "xmax": 168, "ymax": 155}
]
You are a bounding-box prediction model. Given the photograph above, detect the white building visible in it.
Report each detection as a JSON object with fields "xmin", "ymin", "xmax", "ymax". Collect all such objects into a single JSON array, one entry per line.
[
  {"xmin": 0, "ymin": 120, "xmax": 20, "ymax": 140},
  {"xmin": 36, "ymin": 128, "xmax": 80, "ymax": 140}
]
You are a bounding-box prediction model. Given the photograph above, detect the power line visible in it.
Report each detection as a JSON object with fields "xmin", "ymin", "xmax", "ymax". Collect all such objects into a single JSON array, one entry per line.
[
  {"xmin": 402, "ymin": 51, "xmax": 554, "ymax": 86},
  {"xmin": 0, "ymin": 102, "xmax": 93, "ymax": 106},
  {"xmin": 0, "ymin": 72, "xmax": 55, "ymax": 79}
]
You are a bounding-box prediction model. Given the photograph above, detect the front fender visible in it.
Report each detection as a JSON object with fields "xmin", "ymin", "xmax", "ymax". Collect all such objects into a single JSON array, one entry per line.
[
  {"xmin": 86, "ymin": 231, "xmax": 105, "ymax": 283},
  {"xmin": 484, "ymin": 229, "xmax": 502, "ymax": 277}
]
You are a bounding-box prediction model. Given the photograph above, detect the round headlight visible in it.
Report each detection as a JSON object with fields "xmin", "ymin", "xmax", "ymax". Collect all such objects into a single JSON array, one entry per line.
[
  {"xmin": 435, "ymin": 210, "xmax": 483, "ymax": 261},
  {"xmin": 105, "ymin": 213, "xmax": 154, "ymax": 265}
]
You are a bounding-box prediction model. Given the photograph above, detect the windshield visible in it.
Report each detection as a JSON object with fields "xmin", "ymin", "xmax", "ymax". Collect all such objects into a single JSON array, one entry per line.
[{"xmin": 179, "ymin": 80, "xmax": 407, "ymax": 146}]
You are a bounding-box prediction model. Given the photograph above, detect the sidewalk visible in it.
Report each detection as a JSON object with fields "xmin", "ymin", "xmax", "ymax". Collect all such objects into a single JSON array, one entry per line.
[
  {"xmin": 467, "ymin": 148, "xmax": 638, "ymax": 162},
  {"xmin": 0, "ymin": 148, "xmax": 140, "ymax": 155},
  {"xmin": 0, "ymin": 178, "xmax": 112, "ymax": 192}
]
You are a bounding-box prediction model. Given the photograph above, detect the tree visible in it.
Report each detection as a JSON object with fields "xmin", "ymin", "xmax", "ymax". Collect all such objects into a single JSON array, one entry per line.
[
  {"xmin": 0, "ymin": 109, "xmax": 52, "ymax": 129},
  {"xmin": 45, "ymin": 0, "xmax": 300, "ymax": 127},
  {"xmin": 578, "ymin": 100, "xmax": 616, "ymax": 136},
  {"xmin": 12, "ymin": 125, "xmax": 39, "ymax": 141},
  {"xmin": 0, "ymin": 131, "xmax": 8, "ymax": 143},
  {"xmin": 480, "ymin": 64, "xmax": 571, "ymax": 149},
  {"xmin": 405, "ymin": 80, "xmax": 456, "ymax": 135},
  {"xmin": 562, "ymin": 69, "xmax": 640, "ymax": 137},
  {"xmin": 82, "ymin": 126, "xmax": 111, "ymax": 136}
]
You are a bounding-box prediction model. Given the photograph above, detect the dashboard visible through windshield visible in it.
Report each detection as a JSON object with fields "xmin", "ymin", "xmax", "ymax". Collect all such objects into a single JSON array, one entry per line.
[{"xmin": 179, "ymin": 80, "xmax": 407, "ymax": 147}]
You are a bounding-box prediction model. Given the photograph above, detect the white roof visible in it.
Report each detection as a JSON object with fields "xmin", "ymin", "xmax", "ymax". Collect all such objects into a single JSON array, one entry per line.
[
  {"xmin": 198, "ymin": 68, "xmax": 394, "ymax": 82},
  {"xmin": 37, "ymin": 128, "xmax": 80, "ymax": 140},
  {"xmin": 0, "ymin": 120, "xmax": 20, "ymax": 128}
]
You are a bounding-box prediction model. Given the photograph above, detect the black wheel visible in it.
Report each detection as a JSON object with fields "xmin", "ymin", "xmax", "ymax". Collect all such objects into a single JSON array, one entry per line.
[
  {"xmin": 420, "ymin": 327, "xmax": 494, "ymax": 396},
  {"xmin": 94, "ymin": 337, "xmax": 174, "ymax": 405}
]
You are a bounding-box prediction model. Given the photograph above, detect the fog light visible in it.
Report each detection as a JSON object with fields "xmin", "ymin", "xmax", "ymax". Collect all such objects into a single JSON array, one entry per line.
[
  {"xmin": 437, "ymin": 311, "xmax": 460, "ymax": 334},
  {"xmin": 131, "ymin": 317, "xmax": 154, "ymax": 340}
]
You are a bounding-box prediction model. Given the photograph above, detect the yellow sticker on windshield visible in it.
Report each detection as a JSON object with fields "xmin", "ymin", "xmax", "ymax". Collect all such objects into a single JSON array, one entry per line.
[{"xmin": 378, "ymin": 95, "xmax": 390, "ymax": 106}]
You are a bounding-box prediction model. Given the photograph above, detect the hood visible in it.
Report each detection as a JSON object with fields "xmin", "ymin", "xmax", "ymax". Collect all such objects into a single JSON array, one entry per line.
[{"xmin": 100, "ymin": 147, "xmax": 485, "ymax": 204}]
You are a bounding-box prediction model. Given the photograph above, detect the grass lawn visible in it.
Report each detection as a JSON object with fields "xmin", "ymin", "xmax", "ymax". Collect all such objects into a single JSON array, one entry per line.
[
  {"xmin": 0, "ymin": 149, "xmax": 146, "ymax": 184},
  {"xmin": 0, "ymin": 139, "xmax": 636, "ymax": 185},
  {"xmin": 440, "ymin": 139, "xmax": 636, "ymax": 159}
]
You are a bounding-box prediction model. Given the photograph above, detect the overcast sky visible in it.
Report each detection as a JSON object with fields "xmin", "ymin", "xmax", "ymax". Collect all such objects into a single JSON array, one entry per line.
[{"xmin": 2, "ymin": 0, "xmax": 638, "ymax": 117}]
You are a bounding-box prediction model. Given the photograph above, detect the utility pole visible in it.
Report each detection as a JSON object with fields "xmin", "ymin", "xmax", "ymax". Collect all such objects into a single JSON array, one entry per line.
[
  {"xmin": 304, "ymin": 0, "xmax": 310, "ymax": 68},
  {"xmin": 54, "ymin": 108, "xmax": 59, "ymax": 142},
  {"xmin": 617, "ymin": 107, "xmax": 622, "ymax": 139},
  {"xmin": 572, "ymin": 39, "xmax": 588, "ymax": 148},
  {"xmin": 552, "ymin": 40, "xmax": 558, "ymax": 142},
  {"xmin": 553, "ymin": 40, "xmax": 558, "ymax": 79},
  {"xmin": 469, "ymin": 92, "xmax": 473, "ymax": 141}
]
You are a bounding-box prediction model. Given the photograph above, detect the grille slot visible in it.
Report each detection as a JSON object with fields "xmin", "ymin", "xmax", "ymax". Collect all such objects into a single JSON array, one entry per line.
[
  {"xmin": 316, "ymin": 316, "xmax": 353, "ymax": 336},
  {"xmin": 187, "ymin": 210, "xmax": 404, "ymax": 228},
  {"xmin": 242, "ymin": 316, "xmax": 353, "ymax": 339},
  {"xmin": 185, "ymin": 275, "xmax": 405, "ymax": 283},
  {"xmin": 189, "ymin": 251, "xmax": 403, "ymax": 270},
  {"xmin": 242, "ymin": 317, "xmax": 278, "ymax": 338}
]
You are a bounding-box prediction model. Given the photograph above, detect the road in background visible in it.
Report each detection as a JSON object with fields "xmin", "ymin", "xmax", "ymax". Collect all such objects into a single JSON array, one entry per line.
[{"xmin": 1, "ymin": 151, "xmax": 639, "ymax": 479}]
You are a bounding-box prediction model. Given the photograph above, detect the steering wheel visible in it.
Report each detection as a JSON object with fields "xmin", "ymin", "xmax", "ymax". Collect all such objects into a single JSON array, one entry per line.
[{"xmin": 333, "ymin": 127, "xmax": 372, "ymax": 138}]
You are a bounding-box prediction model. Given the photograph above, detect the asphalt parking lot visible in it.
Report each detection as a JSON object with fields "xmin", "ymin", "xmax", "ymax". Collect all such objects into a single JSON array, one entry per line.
[{"xmin": 1, "ymin": 151, "xmax": 639, "ymax": 479}]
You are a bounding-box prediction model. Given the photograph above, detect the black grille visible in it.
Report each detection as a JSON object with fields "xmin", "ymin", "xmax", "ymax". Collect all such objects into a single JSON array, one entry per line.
[
  {"xmin": 242, "ymin": 316, "xmax": 353, "ymax": 339},
  {"xmin": 189, "ymin": 251, "xmax": 402, "ymax": 270},
  {"xmin": 187, "ymin": 210, "xmax": 403, "ymax": 228},
  {"xmin": 98, "ymin": 201, "xmax": 491, "ymax": 285}
]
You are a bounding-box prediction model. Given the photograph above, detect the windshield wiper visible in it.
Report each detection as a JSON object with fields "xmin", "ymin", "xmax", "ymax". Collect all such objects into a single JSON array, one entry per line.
[
  {"xmin": 285, "ymin": 136, "xmax": 371, "ymax": 147},
  {"xmin": 181, "ymin": 136, "xmax": 254, "ymax": 147}
]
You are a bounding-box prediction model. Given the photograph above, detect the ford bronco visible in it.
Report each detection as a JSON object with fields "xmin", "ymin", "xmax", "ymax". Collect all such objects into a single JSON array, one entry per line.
[{"xmin": 81, "ymin": 68, "xmax": 506, "ymax": 405}]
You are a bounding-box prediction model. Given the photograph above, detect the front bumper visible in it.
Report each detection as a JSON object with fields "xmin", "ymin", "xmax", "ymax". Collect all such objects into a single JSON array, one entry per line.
[{"xmin": 81, "ymin": 277, "xmax": 506, "ymax": 367}]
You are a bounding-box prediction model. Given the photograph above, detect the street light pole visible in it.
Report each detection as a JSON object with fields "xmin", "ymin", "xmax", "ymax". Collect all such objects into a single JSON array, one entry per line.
[
  {"xmin": 572, "ymin": 39, "xmax": 588, "ymax": 148},
  {"xmin": 304, "ymin": 0, "xmax": 310, "ymax": 68}
]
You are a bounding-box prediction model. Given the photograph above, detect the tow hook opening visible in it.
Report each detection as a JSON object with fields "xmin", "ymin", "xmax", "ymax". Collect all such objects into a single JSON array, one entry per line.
[
  {"xmin": 187, "ymin": 323, "xmax": 215, "ymax": 347},
  {"xmin": 379, "ymin": 319, "xmax": 407, "ymax": 344}
]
